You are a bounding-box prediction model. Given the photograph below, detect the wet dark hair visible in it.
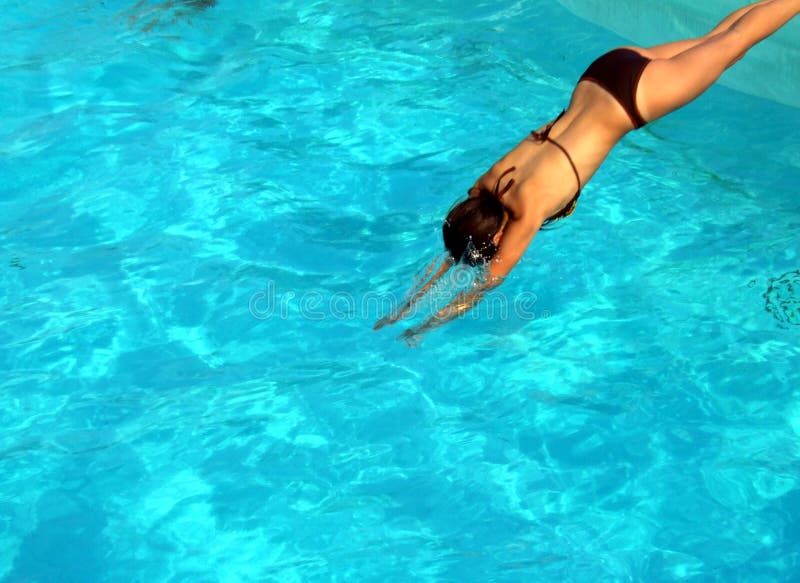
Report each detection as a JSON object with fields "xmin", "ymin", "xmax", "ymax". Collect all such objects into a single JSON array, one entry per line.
[{"xmin": 442, "ymin": 194, "xmax": 505, "ymax": 266}]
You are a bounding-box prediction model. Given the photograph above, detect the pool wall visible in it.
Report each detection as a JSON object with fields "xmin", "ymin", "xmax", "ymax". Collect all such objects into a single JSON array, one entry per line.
[{"xmin": 559, "ymin": 0, "xmax": 800, "ymax": 108}]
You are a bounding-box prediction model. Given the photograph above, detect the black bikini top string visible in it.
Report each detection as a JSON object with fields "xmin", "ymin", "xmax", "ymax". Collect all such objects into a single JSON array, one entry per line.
[
  {"xmin": 493, "ymin": 166, "xmax": 516, "ymax": 198},
  {"xmin": 531, "ymin": 109, "xmax": 565, "ymax": 142},
  {"xmin": 473, "ymin": 110, "xmax": 581, "ymax": 205},
  {"xmin": 531, "ymin": 110, "xmax": 582, "ymax": 194}
]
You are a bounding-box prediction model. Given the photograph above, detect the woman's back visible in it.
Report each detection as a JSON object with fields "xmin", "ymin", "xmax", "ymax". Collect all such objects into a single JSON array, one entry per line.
[{"xmin": 473, "ymin": 80, "xmax": 633, "ymax": 223}]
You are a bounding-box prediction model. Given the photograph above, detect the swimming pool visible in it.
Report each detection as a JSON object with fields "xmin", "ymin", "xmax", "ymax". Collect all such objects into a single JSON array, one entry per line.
[{"xmin": 2, "ymin": 0, "xmax": 799, "ymax": 580}]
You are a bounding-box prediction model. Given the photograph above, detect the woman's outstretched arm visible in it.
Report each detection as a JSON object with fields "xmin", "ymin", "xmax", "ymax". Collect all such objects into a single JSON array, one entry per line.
[
  {"xmin": 373, "ymin": 255, "xmax": 453, "ymax": 330},
  {"xmin": 396, "ymin": 271, "xmax": 505, "ymax": 345},
  {"xmin": 397, "ymin": 215, "xmax": 543, "ymax": 344}
]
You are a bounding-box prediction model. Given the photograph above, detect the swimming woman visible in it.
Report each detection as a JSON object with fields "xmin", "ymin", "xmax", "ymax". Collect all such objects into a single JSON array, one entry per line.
[{"xmin": 375, "ymin": 0, "xmax": 800, "ymax": 344}]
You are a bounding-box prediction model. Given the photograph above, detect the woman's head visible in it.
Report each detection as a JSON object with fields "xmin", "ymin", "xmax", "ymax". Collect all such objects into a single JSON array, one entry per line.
[{"xmin": 442, "ymin": 194, "xmax": 506, "ymax": 266}]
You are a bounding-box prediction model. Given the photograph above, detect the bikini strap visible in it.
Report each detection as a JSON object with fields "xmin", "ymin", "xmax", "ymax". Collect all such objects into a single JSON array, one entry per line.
[
  {"xmin": 493, "ymin": 166, "xmax": 516, "ymax": 198},
  {"xmin": 543, "ymin": 137, "xmax": 582, "ymax": 193},
  {"xmin": 469, "ymin": 110, "xmax": 580, "ymax": 206},
  {"xmin": 531, "ymin": 109, "xmax": 566, "ymax": 142},
  {"xmin": 530, "ymin": 110, "xmax": 582, "ymax": 193}
]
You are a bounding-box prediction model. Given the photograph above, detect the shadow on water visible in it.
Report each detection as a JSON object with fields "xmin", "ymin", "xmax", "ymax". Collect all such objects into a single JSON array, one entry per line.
[
  {"xmin": 123, "ymin": 0, "xmax": 217, "ymax": 32},
  {"xmin": 7, "ymin": 490, "xmax": 108, "ymax": 581}
]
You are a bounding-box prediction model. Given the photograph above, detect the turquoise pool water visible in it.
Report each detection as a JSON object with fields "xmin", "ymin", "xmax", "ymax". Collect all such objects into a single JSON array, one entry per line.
[{"xmin": 2, "ymin": 1, "xmax": 799, "ymax": 580}]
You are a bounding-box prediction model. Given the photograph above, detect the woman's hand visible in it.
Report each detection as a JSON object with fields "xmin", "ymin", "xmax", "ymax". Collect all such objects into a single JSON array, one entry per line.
[
  {"xmin": 373, "ymin": 314, "xmax": 398, "ymax": 331},
  {"xmin": 372, "ymin": 255, "xmax": 454, "ymax": 333},
  {"xmin": 398, "ymin": 326, "xmax": 424, "ymax": 347}
]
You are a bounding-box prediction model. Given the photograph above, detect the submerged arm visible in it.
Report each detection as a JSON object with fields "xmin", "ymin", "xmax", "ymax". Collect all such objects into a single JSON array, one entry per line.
[
  {"xmin": 374, "ymin": 255, "xmax": 453, "ymax": 330},
  {"xmin": 399, "ymin": 215, "xmax": 543, "ymax": 344},
  {"xmin": 397, "ymin": 274, "xmax": 501, "ymax": 344}
]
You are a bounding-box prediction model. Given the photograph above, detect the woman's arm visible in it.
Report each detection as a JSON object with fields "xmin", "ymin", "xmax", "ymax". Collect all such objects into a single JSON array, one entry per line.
[
  {"xmin": 373, "ymin": 255, "xmax": 453, "ymax": 330},
  {"xmin": 396, "ymin": 276, "xmax": 499, "ymax": 345},
  {"xmin": 398, "ymin": 215, "xmax": 543, "ymax": 344}
]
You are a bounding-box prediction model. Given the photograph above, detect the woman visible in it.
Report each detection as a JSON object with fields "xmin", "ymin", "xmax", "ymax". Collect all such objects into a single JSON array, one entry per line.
[{"xmin": 376, "ymin": 0, "xmax": 800, "ymax": 344}]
